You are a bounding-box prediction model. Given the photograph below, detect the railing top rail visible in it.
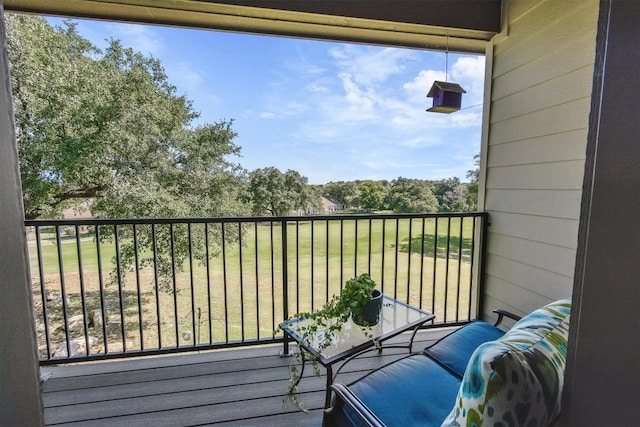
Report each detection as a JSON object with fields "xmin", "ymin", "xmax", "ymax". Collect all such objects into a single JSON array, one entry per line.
[{"xmin": 25, "ymin": 211, "xmax": 488, "ymax": 226}]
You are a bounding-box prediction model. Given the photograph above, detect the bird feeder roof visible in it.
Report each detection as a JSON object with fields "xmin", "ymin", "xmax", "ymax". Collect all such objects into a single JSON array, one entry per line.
[{"xmin": 427, "ymin": 81, "xmax": 467, "ymax": 97}]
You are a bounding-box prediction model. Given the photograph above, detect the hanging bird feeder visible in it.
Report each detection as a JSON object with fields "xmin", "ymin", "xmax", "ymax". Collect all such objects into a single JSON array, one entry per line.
[
  {"xmin": 426, "ymin": 81, "xmax": 466, "ymax": 113},
  {"xmin": 426, "ymin": 37, "xmax": 466, "ymax": 113}
]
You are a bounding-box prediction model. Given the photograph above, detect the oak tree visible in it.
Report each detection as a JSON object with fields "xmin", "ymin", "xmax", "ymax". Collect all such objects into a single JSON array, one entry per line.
[{"xmin": 7, "ymin": 14, "xmax": 250, "ymax": 288}]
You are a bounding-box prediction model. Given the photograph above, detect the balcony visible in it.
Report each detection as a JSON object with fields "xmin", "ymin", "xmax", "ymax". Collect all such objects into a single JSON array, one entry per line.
[
  {"xmin": 27, "ymin": 212, "xmax": 486, "ymax": 424},
  {"xmin": 2, "ymin": 0, "xmax": 638, "ymax": 424}
]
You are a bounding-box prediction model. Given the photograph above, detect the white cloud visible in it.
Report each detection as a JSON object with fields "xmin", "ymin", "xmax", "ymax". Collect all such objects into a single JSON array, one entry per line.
[
  {"xmin": 48, "ymin": 18, "xmax": 164, "ymax": 57},
  {"xmin": 306, "ymin": 81, "xmax": 330, "ymax": 93},
  {"xmin": 338, "ymin": 72, "xmax": 377, "ymax": 120},
  {"xmin": 257, "ymin": 100, "xmax": 310, "ymax": 120},
  {"xmin": 106, "ymin": 23, "xmax": 165, "ymax": 56},
  {"xmin": 452, "ymin": 56, "xmax": 485, "ymax": 82},
  {"xmin": 450, "ymin": 111, "xmax": 483, "ymax": 127},
  {"xmin": 330, "ymin": 45, "xmax": 417, "ymax": 85},
  {"xmin": 401, "ymin": 136, "xmax": 441, "ymax": 148},
  {"xmin": 451, "ymin": 56, "xmax": 486, "ymax": 105},
  {"xmin": 170, "ymin": 61, "xmax": 204, "ymax": 88},
  {"xmin": 403, "ymin": 69, "xmax": 446, "ymax": 104},
  {"xmin": 316, "ymin": 46, "xmax": 422, "ymax": 125},
  {"xmin": 360, "ymin": 159, "xmax": 445, "ymax": 173},
  {"xmin": 291, "ymin": 61, "xmax": 327, "ymax": 77}
]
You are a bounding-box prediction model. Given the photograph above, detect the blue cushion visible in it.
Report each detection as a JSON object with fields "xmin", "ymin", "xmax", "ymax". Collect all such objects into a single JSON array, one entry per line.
[
  {"xmin": 423, "ymin": 322, "xmax": 505, "ymax": 378},
  {"xmin": 343, "ymin": 354, "xmax": 462, "ymax": 427}
]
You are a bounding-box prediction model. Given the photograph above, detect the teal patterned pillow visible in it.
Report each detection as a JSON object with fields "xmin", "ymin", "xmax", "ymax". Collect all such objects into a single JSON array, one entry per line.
[{"xmin": 441, "ymin": 299, "xmax": 571, "ymax": 427}]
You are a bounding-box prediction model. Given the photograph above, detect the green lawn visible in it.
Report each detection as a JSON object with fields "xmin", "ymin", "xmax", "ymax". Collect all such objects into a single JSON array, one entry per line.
[{"xmin": 29, "ymin": 216, "xmax": 479, "ymax": 357}]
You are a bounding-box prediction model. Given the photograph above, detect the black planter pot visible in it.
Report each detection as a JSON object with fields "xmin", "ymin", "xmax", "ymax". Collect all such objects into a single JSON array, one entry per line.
[{"xmin": 352, "ymin": 290, "xmax": 383, "ymax": 326}]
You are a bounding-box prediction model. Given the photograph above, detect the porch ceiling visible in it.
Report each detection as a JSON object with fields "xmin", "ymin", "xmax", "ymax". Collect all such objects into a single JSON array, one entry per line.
[{"xmin": 4, "ymin": 0, "xmax": 500, "ymax": 54}]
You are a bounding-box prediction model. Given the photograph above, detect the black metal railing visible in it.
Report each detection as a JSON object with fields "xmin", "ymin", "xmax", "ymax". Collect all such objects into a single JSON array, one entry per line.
[{"xmin": 25, "ymin": 212, "xmax": 488, "ymax": 365}]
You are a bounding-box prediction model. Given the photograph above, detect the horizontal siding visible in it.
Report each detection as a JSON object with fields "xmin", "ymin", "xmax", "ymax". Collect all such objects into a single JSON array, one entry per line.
[
  {"xmin": 487, "ymin": 255, "xmax": 574, "ymax": 299},
  {"xmin": 489, "ymin": 97, "xmax": 591, "ymax": 145},
  {"xmin": 485, "ymin": 189, "xmax": 583, "ymax": 219},
  {"xmin": 507, "ymin": 0, "xmax": 546, "ymax": 24},
  {"xmin": 487, "ymin": 129, "xmax": 587, "ymax": 167},
  {"xmin": 493, "ymin": 0, "xmax": 597, "ymax": 76},
  {"xmin": 482, "ymin": 0, "xmax": 598, "ymax": 316},
  {"xmin": 491, "ymin": 64, "xmax": 595, "ymax": 123},
  {"xmin": 487, "ymin": 233, "xmax": 577, "ymax": 278},
  {"xmin": 484, "ymin": 275, "xmax": 564, "ymax": 319},
  {"xmin": 486, "ymin": 160, "xmax": 586, "ymax": 190},
  {"xmin": 492, "ymin": 32, "xmax": 596, "ymax": 101},
  {"xmin": 487, "ymin": 212, "xmax": 579, "ymax": 249}
]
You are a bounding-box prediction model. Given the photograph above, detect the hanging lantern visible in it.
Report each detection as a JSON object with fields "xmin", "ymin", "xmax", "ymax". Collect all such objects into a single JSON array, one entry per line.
[{"xmin": 426, "ymin": 81, "xmax": 466, "ymax": 113}]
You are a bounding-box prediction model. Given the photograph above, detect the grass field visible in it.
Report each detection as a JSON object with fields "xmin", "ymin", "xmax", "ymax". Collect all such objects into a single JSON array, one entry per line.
[{"xmin": 28, "ymin": 215, "xmax": 481, "ymax": 359}]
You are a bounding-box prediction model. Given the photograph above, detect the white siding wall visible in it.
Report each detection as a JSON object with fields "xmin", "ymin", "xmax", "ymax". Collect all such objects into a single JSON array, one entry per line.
[{"xmin": 480, "ymin": 0, "xmax": 599, "ymax": 319}]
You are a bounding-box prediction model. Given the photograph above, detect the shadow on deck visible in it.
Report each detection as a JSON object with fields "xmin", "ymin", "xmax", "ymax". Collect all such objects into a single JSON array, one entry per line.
[{"xmin": 41, "ymin": 328, "xmax": 455, "ymax": 426}]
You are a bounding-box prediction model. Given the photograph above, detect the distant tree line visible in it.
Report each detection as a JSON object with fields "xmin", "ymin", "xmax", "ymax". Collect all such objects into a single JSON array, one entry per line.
[
  {"xmin": 319, "ymin": 170, "xmax": 478, "ymax": 214},
  {"xmin": 246, "ymin": 165, "xmax": 479, "ymax": 216}
]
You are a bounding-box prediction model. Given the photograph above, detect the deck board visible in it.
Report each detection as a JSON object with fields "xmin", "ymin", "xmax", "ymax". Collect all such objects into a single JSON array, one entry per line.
[{"xmin": 41, "ymin": 329, "xmax": 454, "ymax": 426}]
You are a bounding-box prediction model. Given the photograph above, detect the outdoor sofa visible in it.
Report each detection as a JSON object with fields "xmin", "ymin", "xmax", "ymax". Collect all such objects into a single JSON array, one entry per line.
[{"xmin": 323, "ymin": 298, "xmax": 572, "ymax": 427}]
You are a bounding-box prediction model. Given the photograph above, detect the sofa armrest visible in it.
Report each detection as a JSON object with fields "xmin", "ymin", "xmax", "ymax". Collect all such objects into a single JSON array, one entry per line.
[
  {"xmin": 328, "ymin": 383, "xmax": 386, "ymax": 427},
  {"xmin": 492, "ymin": 308, "xmax": 521, "ymax": 327}
]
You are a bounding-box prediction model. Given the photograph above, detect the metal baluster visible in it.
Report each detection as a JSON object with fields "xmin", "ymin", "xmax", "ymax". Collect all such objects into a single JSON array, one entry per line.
[
  {"xmin": 456, "ymin": 216, "xmax": 464, "ymax": 322},
  {"xmin": 253, "ymin": 222, "xmax": 260, "ymax": 340},
  {"xmin": 35, "ymin": 226, "xmax": 51, "ymax": 360},
  {"xmin": 170, "ymin": 224, "xmax": 178, "ymax": 347},
  {"xmin": 367, "ymin": 219, "xmax": 373, "ymax": 276},
  {"xmin": 188, "ymin": 223, "xmax": 196, "ymax": 346},
  {"xmin": 238, "ymin": 222, "xmax": 245, "ymax": 342},
  {"xmin": 205, "ymin": 222, "xmax": 212, "ymax": 344},
  {"xmin": 394, "ymin": 218, "xmax": 399, "ymax": 300},
  {"xmin": 133, "ymin": 224, "xmax": 144, "ymax": 350},
  {"xmin": 269, "ymin": 221, "xmax": 275, "ymax": 337},
  {"xmin": 151, "ymin": 224, "xmax": 161, "ymax": 349},
  {"xmin": 443, "ymin": 217, "xmax": 452, "ymax": 322},
  {"xmin": 221, "ymin": 223, "xmax": 229, "ymax": 343},
  {"xmin": 74, "ymin": 225, "xmax": 90, "ymax": 356},
  {"xmin": 419, "ymin": 217, "xmax": 426, "ymax": 310},
  {"xmin": 354, "ymin": 218, "xmax": 358, "ymax": 276},
  {"xmin": 95, "ymin": 225, "xmax": 108, "ymax": 354},
  {"xmin": 339, "ymin": 219, "xmax": 344, "ymax": 288},
  {"xmin": 381, "ymin": 219, "xmax": 386, "ymax": 294},
  {"xmin": 281, "ymin": 219, "xmax": 289, "ymax": 333},
  {"xmin": 55, "ymin": 225, "xmax": 72, "ymax": 358},
  {"xmin": 310, "ymin": 218, "xmax": 315, "ymax": 312},
  {"xmin": 114, "ymin": 224, "xmax": 126, "ymax": 353},
  {"xmin": 325, "ymin": 220, "xmax": 329, "ymax": 302},
  {"xmin": 432, "ymin": 217, "xmax": 438, "ymax": 316},
  {"xmin": 407, "ymin": 218, "xmax": 413, "ymax": 304}
]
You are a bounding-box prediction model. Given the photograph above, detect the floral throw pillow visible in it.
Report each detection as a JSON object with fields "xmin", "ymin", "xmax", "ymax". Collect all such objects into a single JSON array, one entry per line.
[{"xmin": 441, "ymin": 299, "xmax": 571, "ymax": 427}]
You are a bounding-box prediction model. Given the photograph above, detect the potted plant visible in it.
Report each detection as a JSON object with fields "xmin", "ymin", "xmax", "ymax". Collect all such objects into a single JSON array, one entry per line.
[
  {"xmin": 346, "ymin": 274, "xmax": 383, "ymax": 326},
  {"xmin": 278, "ymin": 273, "xmax": 383, "ymax": 410}
]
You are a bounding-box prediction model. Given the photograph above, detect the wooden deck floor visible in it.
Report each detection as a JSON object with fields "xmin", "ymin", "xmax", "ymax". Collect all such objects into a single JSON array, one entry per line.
[{"xmin": 40, "ymin": 328, "xmax": 454, "ymax": 426}]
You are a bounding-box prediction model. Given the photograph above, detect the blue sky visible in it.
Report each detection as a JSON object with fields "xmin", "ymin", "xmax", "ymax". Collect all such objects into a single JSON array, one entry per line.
[{"xmin": 47, "ymin": 17, "xmax": 485, "ymax": 185}]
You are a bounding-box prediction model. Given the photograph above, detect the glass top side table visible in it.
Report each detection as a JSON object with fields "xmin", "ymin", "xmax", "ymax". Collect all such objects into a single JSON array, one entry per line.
[{"xmin": 279, "ymin": 295, "xmax": 435, "ymax": 408}]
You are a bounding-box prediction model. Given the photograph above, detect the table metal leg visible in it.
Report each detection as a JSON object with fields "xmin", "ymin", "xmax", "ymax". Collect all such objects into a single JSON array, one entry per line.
[
  {"xmin": 324, "ymin": 364, "xmax": 334, "ymax": 409},
  {"xmin": 280, "ymin": 331, "xmax": 292, "ymax": 357},
  {"xmin": 408, "ymin": 325, "xmax": 422, "ymax": 353},
  {"xmin": 284, "ymin": 348, "xmax": 306, "ymax": 398}
]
